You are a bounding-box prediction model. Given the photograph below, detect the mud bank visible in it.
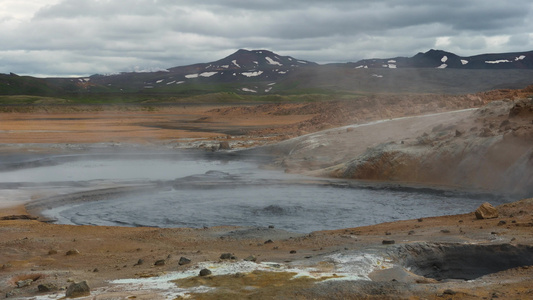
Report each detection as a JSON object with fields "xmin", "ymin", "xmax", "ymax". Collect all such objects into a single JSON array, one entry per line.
[{"xmin": 261, "ymin": 100, "xmax": 533, "ymax": 198}]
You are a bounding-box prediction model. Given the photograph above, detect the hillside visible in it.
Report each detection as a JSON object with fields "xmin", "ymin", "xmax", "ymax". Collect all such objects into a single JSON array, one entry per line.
[
  {"xmin": 1, "ymin": 49, "xmax": 533, "ymax": 103},
  {"xmin": 347, "ymin": 49, "xmax": 533, "ymax": 69}
]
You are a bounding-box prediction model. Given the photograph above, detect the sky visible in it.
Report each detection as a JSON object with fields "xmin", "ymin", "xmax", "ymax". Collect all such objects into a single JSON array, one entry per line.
[{"xmin": 1, "ymin": 0, "xmax": 532, "ymax": 77}]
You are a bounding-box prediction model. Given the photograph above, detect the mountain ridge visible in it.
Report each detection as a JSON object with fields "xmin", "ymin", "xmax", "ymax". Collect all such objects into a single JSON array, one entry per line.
[
  {"xmin": 1, "ymin": 49, "xmax": 533, "ymax": 100},
  {"xmin": 346, "ymin": 49, "xmax": 533, "ymax": 69}
]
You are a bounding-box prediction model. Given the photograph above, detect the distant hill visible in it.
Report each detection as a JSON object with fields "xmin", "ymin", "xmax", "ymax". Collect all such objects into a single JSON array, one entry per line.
[
  {"xmin": 1, "ymin": 49, "xmax": 533, "ymax": 102},
  {"xmin": 348, "ymin": 49, "xmax": 533, "ymax": 69}
]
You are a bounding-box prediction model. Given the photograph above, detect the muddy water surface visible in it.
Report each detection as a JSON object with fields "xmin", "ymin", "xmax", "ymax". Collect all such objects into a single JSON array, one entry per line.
[{"xmin": 0, "ymin": 152, "xmax": 509, "ymax": 233}]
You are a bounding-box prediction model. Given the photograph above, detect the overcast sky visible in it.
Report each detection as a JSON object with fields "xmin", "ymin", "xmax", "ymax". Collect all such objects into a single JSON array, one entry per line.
[{"xmin": 1, "ymin": 0, "xmax": 532, "ymax": 77}]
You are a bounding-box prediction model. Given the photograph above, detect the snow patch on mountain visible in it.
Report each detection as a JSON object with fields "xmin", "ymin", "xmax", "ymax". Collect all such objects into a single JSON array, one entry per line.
[
  {"xmin": 461, "ymin": 60, "xmax": 469, "ymax": 65},
  {"xmin": 200, "ymin": 72, "xmax": 218, "ymax": 77},
  {"xmin": 241, "ymin": 88, "xmax": 257, "ymax": 93},
  {"xmin": 241, "ymin": 71, "xmax": 263, "ymax": 77},
  {"xmin": 266, "ymin": 57, "xmax": 282, "ymax": 66},
  {"xmin": 485, "ymin": 59, "xmax": 510, "ymax": 64},
  {"xmin": 185, "ymin": 74, "xmax": 199, "ymax": 79},
  {"xmin": 232, "ymin": 60, "xmax": 241, "ymax": 68}
]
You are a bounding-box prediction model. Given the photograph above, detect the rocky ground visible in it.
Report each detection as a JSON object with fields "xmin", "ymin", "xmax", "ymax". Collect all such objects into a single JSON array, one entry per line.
[{"xmin": 0, "ymin": 88, "xmax": 532, "ymax": 299}]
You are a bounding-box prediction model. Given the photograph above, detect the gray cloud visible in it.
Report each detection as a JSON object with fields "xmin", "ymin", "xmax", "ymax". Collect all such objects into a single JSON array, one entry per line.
[{"xmin": 1, "ymin": 0, "xmax": 532, "ymax": 76}]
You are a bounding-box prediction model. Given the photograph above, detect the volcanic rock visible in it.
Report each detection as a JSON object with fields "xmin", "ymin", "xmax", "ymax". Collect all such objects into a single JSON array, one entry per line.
[
  {"xmin": 65, "ymin": 281, "xmax": 90, "ymax": 298},
  {"xmin": 244, "ymin": 255, "xmax": 257, "ymax": 262},
  {"xmin": 16, "ymin": 279, "xmax": 33, "ymax": 288},
  {"xmin": 154, "ymin": 259, "xmax": 166, "ymax": 266},
  {"xmin": 220, "ymin": 253, "xmax": 232, "ymax": 260},
  {"xmin": 199, "ymin": 268, "xmax": 212, "ymax": 276},
  {"xmin": 475, "ymin": 202, "xmax": 499, "ymax": 219},
  {"xmin": 38, "ymin": 283, "xmax": 58, "ymax": 292},
  {"xmin": 65, "ymin": 249, "xmax": 80, "ymax": 256},
  {"xmin": 178, "ymin": 257, "xmax": 191, "ymax": 265}
]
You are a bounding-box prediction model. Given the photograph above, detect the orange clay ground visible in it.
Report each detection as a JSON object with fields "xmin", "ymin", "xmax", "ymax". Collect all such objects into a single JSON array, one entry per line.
[{"xmin": 1, "ymin": 95, "xmax": 532, "ymax": 299}]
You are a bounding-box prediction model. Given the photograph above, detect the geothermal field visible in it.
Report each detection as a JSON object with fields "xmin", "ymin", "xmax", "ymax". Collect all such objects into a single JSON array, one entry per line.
[{"xmin": 1, "ymin": 86, "xmax": 532, "ymax": 299}]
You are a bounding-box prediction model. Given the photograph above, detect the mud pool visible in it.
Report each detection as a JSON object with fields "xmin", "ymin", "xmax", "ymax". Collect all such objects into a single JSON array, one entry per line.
[{"xmin": 0, "ymin": 152, "xmax": 509, "ymax": 233}]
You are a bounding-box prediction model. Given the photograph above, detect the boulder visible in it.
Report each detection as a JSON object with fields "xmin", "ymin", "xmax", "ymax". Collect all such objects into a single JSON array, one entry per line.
[
  {"xmin": 475, "ymin": 202, "xmax": 499, "ymax": 219},
  {"xmin": 65, "ymin": 281, "xmax": 90, "ymax": 298}
]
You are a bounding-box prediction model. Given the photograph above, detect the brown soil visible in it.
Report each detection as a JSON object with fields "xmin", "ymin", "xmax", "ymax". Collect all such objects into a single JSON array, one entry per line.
[{"xmin": 1, "ymin": 89, "xmax": 532, "ymax": 299}]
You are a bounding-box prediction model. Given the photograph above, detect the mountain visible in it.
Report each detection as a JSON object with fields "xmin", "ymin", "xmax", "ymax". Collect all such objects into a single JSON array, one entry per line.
[
  {"xmin": 349, "ymin": 49, "xmax": 533, "ymax": 69},
  {"xmin": 1, "ymin": 49, "xmax": 533, "ymax": 101},
  {"xmin": 87, "ymin": 49, "xmax": 317, "ymax": 94}
]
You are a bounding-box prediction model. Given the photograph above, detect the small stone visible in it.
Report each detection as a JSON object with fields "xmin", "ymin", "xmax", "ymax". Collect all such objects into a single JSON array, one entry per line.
[
  {"xmin": 382, "ymin": 240, "xmax": 395, "ymax": 245},
  {"xmin": 443, "ymin": 289, "xmax": 457, "ymax": 295},
  {"xmin": 93, "ymin": 268, "xmax": 99, "ymax": 273},
  {"xmin": 498, "ymin": 220, "xmax": 507, "ymax": 226},
  {"xmin": 199, "ymin": 268, "xmax": 212, "ymax": 276},
  {"xmin": 408, "ymin": 230, "xmax": 415, "ymax": 235},
  {"xmin": 418, "ymin": 218, "xmax": 423, "ymax": 222},
  {"xmin": 264, "ymin": 239, "xmax": 274, "ymax": 244},
  {"xmin": 66, "ymin": 249, "xmax": 80, "ymax": 256},
  {"xmin": 5, "ymin": 290, "xmax": 16, "ymax": 298},
  {"xmin": 154, "ymin": 259, "xmax": 166, "ymax": 266},
  {"xmin": 178, "ymin": 257, "xmax": 191, "ymax": 265},
  {"xmin": 475, "ymin": 202, "xmax": 499, "ymax": 219},
  {"xmin": 290, "ymin": 250, "xmax": 297, "ymax": 254},
  {"xmin": 38, "ymin": 283, "xmax": 58, "ymax": 292},
  {"xmin": 48, "ymin": 249, "xmax": 58, "ymax": 255},
  {"xmin": 134, "ymin": 259, "xmax": 144, "ymax": 266},
  {"xmin": 16, "ymin": 279, "xmax": 33, "ymax": 288},
  {"xmin": 268, "ymin": 225, "xmax": 275, "ymax": 229},
  {"xmin": 385, "ymin": 232, "xmax": 392, "ymax": 236},
  {"xmin": 65, "ymin": 281, "xmax": 90, "ymax": 298},
  {"xmin": 440, "ymin": 229, "xmax": 450, "ymax": 233},
  {"xmin": 244, "ymin": 255, "xmax": 257, "ymax": 262},
  {"xmin": 220, "ymin": 253, "xmax": 233, "ymax": 260}
]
